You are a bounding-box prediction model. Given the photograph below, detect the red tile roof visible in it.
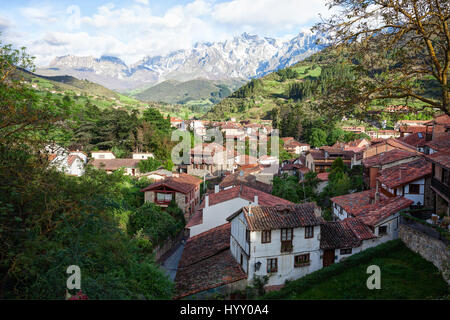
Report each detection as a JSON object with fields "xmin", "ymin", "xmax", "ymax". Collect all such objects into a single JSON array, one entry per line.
[
  {"xmin": 377, "ymin": 157, "xmax": 431, "ymax": 189},
  {"xmin": 399, "ymin": 125, "xmax": 428, "ymax": 134},
  {"xmin": 424, "ymin": 132, "xmax": 450, "ymax": 151},
  {"xmin": 179, "ymin": 223, "xmax": 231, "ymax": 268},
  {"xmin": 174, "ymin": 223, "xmax": 246, "ymax": 299},
  {"xmin": 320, "ymin": 220, "xmax": 363, "ymax": 249},
  {"xmin": 342, "ymin": 218, "xmax": 377, "ymax": 241},
  {"xmin": 201, "ymin": 185, "xmax": 292, "ymax": 209},
  {"xmin": 90, "ymin": 158, "xmax": 140, "ymax": 170},
  {"xmin": 331, "ymin": 189, "xmax": 387, "ymax": 216},
  {"xmin": 396, "ymin": 133, "xmax": 427, "ymax": 148},
  {"xmin": 317, "ymin": 172, "xmax": 330, "ymax": 181},
  {"xmin": 425, "ymin": 148, "xmax": 450, "ymax": 170},
  {"xmin": 141, "ymin": 173, "xmax": 201, "ymax": 194},
  {"xmin": 218, "ymin": 166, "xmax": 273, "ymax": 193},
  {"xmin": 362, "ymin": 149, "xmax": 417, "ymax": 168},
  {"xmin": 357, "ymin": 196, "xmax": 413, "ymax": 226},
  {"xmin": 227, "ymin": 203, "xmax": 324, "ymax": 231}
]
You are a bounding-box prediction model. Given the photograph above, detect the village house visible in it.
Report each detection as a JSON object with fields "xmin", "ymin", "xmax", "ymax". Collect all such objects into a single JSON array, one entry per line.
[
  {"xmin": 341, "ymin": 126, "xmax": 366, "ymax": 134},
  {"xmin": 358, "ymin": 138, "xmax": 419, "ymax": 162},
  {"xmin": 139, "ymin": 168, "xmax": 176, "ymax": 181},
  {"xmin": 174, "ymin": 223, "xmax": 247, "ymax": 299},
  {"xmin": 90, "ymin": 158, "xmax": 141, "ymax": 176},
  {"xmin": 132, "ymin": 152, "xmax": 155, "ymax": 160},
  {"xmin": 366, "ymin": 129, "xmax": 400, "ymax": 140},
  {"xmin": 90, "ymin": 150, "xmax": 116, "ymax": 159},
  {"xmin": 169, "ymin": 117, "xmax": 183, "ymax": 129},
  {"xmin": 332, "ymin": 138, "xmax": 371, "ymax": 153},
  {"xmin": 320, "ymin": 218, "xmax": 377, "ymax": 266},
  {"xmin": 141, "ymin": 173, "xmax": 202, "ymax": 219},
  {"xmin": 376, "ymin": 157, "xmax": 432, "ymax": 207},
  {"xmin": 398, "ymin": 124, "xmax": 429, "ymax": 137},
  {"xmin": 330, "ymin": 190, "xmax": 413, "ymax": 242},
  {"xmin": 282, "ymin": 137, "xmax": 310, "ymax": 155},
  {"xmin": 362, "ymin": 149, "xmax": 419, "ymax": 188},
  {"xmin": 219, "ymin": 166, "xmax": 273, "ymax": 194},
  {"xmin": 423, "ymin": 132, "xmax": 450, "ymax": 154},
  {"xmin": 226, "ymin": 203, "xmax": 325, "ymax": 287},
  {"xmin": 187, "ymin": 184, "xmax": 292, "ymax": 237},
  {"xmin": 424, "ymin": 114, "xmax": 450, "ymax": 141},
  {"xmin": 396, "ymin": 132, "xmax": 428, "ymax": 153},
  {"xmin": 425, "ymin": 148, "xmax": 450, "ymax": 217},
  {"xmin": 177, "ymin": 142, "xmax": 235, "ymax": 177},
  {"xmin": 45, "ymin": 145, "xmax": 86, "ymax": 176},
  {"xmin": 305, "ymin": 148, "xmax": 354, "ymax": 173}
]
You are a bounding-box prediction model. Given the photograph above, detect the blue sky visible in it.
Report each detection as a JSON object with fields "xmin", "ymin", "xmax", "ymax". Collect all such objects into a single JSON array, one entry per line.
[{"xmin": 0, "ymin": 0, "xmax": 334, "ymax": 66}]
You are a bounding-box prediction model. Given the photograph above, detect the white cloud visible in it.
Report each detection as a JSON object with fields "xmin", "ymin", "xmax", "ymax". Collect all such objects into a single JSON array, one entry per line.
[
  {"xmin": 6, "ymin": 0, "xmax": 333, "ymax": 66},
  {"xmin": 20, "ymin": 6, "xmax": 59, "ymax": 24},
  {"xmin": 134, "ymin": 0, "xmax": 149, "ymax": 5},
  {"xmin": 212, "ymin": 0, "xmax": 331, "ymax": 29}
]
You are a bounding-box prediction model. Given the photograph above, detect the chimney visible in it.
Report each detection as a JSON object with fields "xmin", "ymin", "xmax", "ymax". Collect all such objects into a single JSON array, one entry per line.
[
  {"xmin": 313, "ymin": 204, "xmax": 322, "ymax": 217},
  {"xmin": 254, "ymin": 195, "xmax": 258, "ymax": 205},
  {"xmin": 205, "ymin": 194, "xmax": 209, "ymax": 208},
  {"xmin": 214, "ymin": 185, "xmax": 220, "ymax": 193}
]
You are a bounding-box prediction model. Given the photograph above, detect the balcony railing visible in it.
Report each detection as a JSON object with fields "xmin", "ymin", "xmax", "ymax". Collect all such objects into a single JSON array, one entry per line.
[{"xmin": 431, "ymin": 178, "xmax": 450, "ymax": 200}]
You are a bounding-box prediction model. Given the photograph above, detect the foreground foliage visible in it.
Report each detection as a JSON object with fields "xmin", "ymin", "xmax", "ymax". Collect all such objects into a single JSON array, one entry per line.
[{"xmin": 264, "ymin": 240, "xmax": 449, "ymax": 300}]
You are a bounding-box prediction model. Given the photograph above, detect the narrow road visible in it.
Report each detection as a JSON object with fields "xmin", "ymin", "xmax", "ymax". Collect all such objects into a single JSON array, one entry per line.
[{"xmin": 160, "ymin": 242, "xmax": 185, "ymax": 281}]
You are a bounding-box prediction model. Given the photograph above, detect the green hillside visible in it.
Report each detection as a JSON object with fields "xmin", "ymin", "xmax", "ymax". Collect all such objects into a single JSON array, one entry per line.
[
  {"xmin": 204, "ymin": 48, "xmax": 438, "ymax": 123},
  {"xmin": 133, "ymin": 78, "xmax": 244, "ymax": 107}
]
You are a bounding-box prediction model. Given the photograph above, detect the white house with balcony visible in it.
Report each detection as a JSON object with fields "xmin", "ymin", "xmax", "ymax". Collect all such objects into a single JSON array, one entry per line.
[{"xmin": 226, "ymin": 203, "xmax": 324, "ymax": 287}]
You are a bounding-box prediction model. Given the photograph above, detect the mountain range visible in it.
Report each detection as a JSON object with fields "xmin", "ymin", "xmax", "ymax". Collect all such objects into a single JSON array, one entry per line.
[{"xmin": 35, "ymin": 32, "xmax": 326, "ymax": 92}]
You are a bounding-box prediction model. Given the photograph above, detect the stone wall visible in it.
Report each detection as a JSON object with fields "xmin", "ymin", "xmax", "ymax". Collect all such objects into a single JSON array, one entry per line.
[{"xmin": 399, "ymin": 222, "xmax": 450, "ymax": 284}]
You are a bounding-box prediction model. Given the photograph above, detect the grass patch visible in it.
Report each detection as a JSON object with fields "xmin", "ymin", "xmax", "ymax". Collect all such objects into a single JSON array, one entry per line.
[{"xmin": 264, "ymin": 240, "xmax": 449, "ymax": 300}]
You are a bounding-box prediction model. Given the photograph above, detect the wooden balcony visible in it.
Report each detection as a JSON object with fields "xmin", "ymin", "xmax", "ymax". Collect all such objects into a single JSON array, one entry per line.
[{"xmin": 431, "ymin": 178, "xmax": 450, "ymax": 201}]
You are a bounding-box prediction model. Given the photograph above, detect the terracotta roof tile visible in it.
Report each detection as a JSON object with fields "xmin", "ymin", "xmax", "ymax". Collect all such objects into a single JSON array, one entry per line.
[
  {"xmin": 362, "ymin": 149, "xmax": 416, "ymax": 168},
  {"xmin": 396, "ymin": 133, "xmax": 427, "ymax": 148},
  {"xmin": 228, "ymin": 203, "xmax": 324, "ymax": 231},
  {"xmin": 342, "ymin": 218, "xmax": 377, "ymax": 241},
  {"xmin": 357, "ymin": 196, "xmax": 413, "ymax": 226},
  {"xmin": 317, "ymin": 172, "xmax": 330, "ymax": 181},
  {"xmin": 320, "ymin": 221, "xmax": 361, "ymax": 249},
  {"xmin": 90, "ymin": 158, "xmax": 140, "ymax": 170},
  {"xmin": 424, "ymin": 132, "xmax": 450, "ymax": 151},
  {"xmin": 331, "ymin": 189, "xmax": 386, "ymax": 216},
  {"xmin": 425, "ymin": 148, "xmax": 450, "ymax": 170},
  {"xmin": 179, "ymin": 223, "xmax": 231, "ymax": 268},
  {"xmin": 377, "ymin": 157, "xmax": 432, "ymax": 189},
  {"xmin": 141, "ymin": 173, "xmax": 201, "ymax": 194},
  {"xmin": 174, "ymin": 223, "xmax": 246, "ymax": 299}
]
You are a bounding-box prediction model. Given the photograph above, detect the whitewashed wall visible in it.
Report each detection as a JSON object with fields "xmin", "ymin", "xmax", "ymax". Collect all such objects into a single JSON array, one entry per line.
[{"xmin": 189, "ymin": 197, "xmax": 256, "ymax": 237}]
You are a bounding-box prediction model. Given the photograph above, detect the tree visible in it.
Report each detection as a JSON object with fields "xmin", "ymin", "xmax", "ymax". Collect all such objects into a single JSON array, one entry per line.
[
  {"xmin": 314, "ymin": 0, "xmax": 450, "ymax": 115},
  {"xmin": 138, "ymin": 157, "xmax": 162, "ymax": 173},
  {"xmin": 309, "ymin": 128, "xmax": 328, "ymax": 147}
]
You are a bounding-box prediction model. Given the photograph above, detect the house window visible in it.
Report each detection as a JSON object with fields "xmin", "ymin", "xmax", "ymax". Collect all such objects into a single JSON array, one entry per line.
[
  {"xmin": 281, "ymin": 228, "xmax": 293, "ymax": 252},
  {"xmin": 294, "ymin": 254, "xmax": 310, "ymax": 267},
  {"xmin": 261, "ymin": 230, "xmax": 271, "ymax": 243},
  {"xmin": 340, "ymin": 248, "xmax": 352, "ymax": 255},
  {"xmin": 246, "ymin": 229, "xmax": 250, "ymax": 243},
  {"xmin": 409, "ymin": 184, "xmax": 420, "ymax": 194},
  {"xmin": 267, "ymin": 258, "xmax": 278, "ymax": 273},
  {"xmin": 378, "ymin": 225, "xmax": 387, "ymax": 236},
  {"xmin": 305, "ymin": 226, "xmax": 314, "ymax": 239},
  {"xmin": 281, "ymin": 228, "xmax": 293, "ymax": 241},
  {"xmin": 156, "ymin": 193, "xmax": 172, "ymax": 202},
  {"xmin": 99, "ymin": 154, "xmax": 105, "ymax": 159}
]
